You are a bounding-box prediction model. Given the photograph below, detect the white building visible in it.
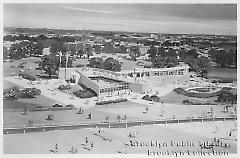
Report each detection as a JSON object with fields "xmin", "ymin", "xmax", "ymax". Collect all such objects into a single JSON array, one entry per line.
[{"xmin": 59, "ymin": 64, "xmax": 190, "ymax": 95}]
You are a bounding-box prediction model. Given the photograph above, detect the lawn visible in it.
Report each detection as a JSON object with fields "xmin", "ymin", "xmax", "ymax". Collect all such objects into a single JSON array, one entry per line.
[
  {"xmin": 207, "ymin": 67, "xmax": 237, "ymax": 81},
  {"xmin": 3, "ymin": 57, "xmax": 44, "ymax": 79},
  {"xmin": 159, "ymin": 91, "xmax": 217, "ymax": 104},
  {"xmin": 3, "ymin": 101, "xmax": 143, "ymax": 126}
]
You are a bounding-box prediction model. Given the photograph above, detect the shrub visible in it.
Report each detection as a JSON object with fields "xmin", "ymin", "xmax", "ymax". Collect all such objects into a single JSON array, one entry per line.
[
  {"xmin": 19, "ymin": 72, "xmax": 36, "ymax": 81},
  {"xmin": 142, "ymin": 95, "xmax": 151, "ymax": 101},
  {"xmin": 182, "ymin": 100, "xmax": 191, "ymax": 105},
  {"xmin": 52, "ymin": 104, "xmax": 63, "ymax": 108},
  {"xmin": 150, "ymin": 95, "xmax": 160, "ymax": 102},
  {"xmin": 3, "ymin": 86, "xmax": 21, "ymax": 100},
  {"xmin": 58, "ymin": 84, "xmax": 71, "ymax": 91},
  {"xmin": 35, "ymin": 67, "xmax": 42, "ymax": 70},
  {"xmin": 73, "ymin": 88, "xmax": 96, "ymax": 98},
  {"xmin": 75, "ymin": 64, "xmax": 85, "ymax": 68},
  {"xmin": 65, "ymin": 104, "xmax": 75, "ymax": 108},
  {"xmin": 142, "ymin": 94, "xmax": 160, "ymax": 102},
  {"xmin": 20, "ymin": 88, "xmax": 41, "ymax": 98}
]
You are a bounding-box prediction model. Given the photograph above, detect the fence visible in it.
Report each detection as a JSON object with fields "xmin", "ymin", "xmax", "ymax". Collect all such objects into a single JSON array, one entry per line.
[{"xmin": 3, "ymin": 116, "xmax": 237, "ymax": 134}]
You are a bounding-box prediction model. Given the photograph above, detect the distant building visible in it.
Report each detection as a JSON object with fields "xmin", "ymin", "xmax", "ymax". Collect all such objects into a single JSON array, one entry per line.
[{"xmin": 150, "ymin": 33, "xmax": 158, "ymax": 39}]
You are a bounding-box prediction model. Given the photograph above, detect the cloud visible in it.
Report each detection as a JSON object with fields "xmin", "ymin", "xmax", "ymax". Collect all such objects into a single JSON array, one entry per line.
[{"xmin": 60, "ymin": 6, "xmax": 114, "ymax": 14}]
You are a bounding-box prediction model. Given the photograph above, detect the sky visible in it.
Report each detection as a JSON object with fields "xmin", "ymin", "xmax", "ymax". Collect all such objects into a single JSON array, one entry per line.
[{"xmin": 3, "ymin": 3, "xmax": 237, "ymax": 35}]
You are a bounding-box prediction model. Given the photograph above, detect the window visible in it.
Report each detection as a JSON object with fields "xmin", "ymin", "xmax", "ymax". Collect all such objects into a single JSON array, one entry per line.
[
  {"xmin": 178, "ymin": 69, "xmax": 184, "ymax": 75},
  {"xmin": 145, "ymin": 72, "xmax": 150, "ymax": 77},
  {"xmin": 163, "ymin": 71, "xmax": 168, "ymax": 76},
  {"xmin": 159, "ymin": 72, "xmax": 163, "ymax": 76},
  {"xmin": 154, "ymin": 71, "xmax": 159, "ymax": 76},
  {"xmin": 169, "ymin": 71, "xmax": 174, "ymax": 75}
]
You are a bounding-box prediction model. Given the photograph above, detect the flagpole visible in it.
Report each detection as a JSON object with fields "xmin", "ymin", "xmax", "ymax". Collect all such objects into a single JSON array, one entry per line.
[
  {"xmin": 65, "ymin": 45, "xmax": 69, "ymax": 80},
  {"xmin": 58, "ymin": 51, "xmax": 62, "ymax": 77}
]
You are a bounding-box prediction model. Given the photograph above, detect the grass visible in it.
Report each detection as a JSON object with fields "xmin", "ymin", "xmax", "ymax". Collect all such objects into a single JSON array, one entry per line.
[
  {"xmin": 3, "ymin": 100, "xmax": 40, "ymax": 109},
  {"xmin": 160, "ymin": 91, "xmax": 217, "ymax": 104},
  {"xmin": 207, "ymin": 67, "xmax": 237, "ymax": 80}
]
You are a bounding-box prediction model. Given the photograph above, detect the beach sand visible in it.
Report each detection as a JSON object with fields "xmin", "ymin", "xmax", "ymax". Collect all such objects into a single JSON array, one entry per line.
[{"xmin": 4, "ymin": 121, "xmax": 237, "ymax": 154}]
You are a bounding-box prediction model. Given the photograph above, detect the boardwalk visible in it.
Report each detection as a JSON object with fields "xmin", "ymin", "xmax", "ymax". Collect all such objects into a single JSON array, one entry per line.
[{"xmin": 3, "ymin": 116, "xmax": 236, "ymax": 134}]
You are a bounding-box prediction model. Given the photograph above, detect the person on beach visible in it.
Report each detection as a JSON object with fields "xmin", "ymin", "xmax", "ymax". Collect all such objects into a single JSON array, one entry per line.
[
  {"xmin": 117, "ymin": 115, "xmax": 121, "ymax": 122},
  {"xmin": 55, "ymin": 144, "xmax": 58, "ymax": 152},
  {"xmin": 85, "ymin": 137, "xmax": 88, "ymax": 144},
  {"xmin": 88, "ymin": 113, "xmax": 92, "ymax": 119}
]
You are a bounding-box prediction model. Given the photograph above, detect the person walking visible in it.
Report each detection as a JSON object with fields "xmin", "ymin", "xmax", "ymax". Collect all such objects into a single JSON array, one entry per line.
[{"xmin": 85, "ymin": 137, "xmax": 88, "ymax": 144}]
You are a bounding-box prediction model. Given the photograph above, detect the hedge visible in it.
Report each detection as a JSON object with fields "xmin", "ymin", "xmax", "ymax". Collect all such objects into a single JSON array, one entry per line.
[
  {"xmin": 182, "ymin": 99, "xmax": 217, "ymax": 105},
  {"xmin": 96, "ymin": 98, "xmax": 128, "ymax": 105},
  {"xmin": 58, "ymin": 84, "xmax": 70, "ymax": 91}
]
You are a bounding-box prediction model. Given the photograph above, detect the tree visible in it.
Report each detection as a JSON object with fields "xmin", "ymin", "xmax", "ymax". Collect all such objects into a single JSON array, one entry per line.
[
  {"xmin": 147, "ymin": 45, "xmax": 157, "ymax": 61},
  {"xmin": 88, "ymin": 57, "xmax": 104, "ymax": 69},
  {"xmin": 9, "ymin": 41, "xmax": 43, "ymax": 59},
  {"xmin": 157, "ymin": 47, "xmax": 166, "ymax": 57},
  {"xmin": 129, "ymin": 46, "xmax": 141, "ymax": 61},
  {"xmin": 36, "ymin": 34, "xmax": 48, "ymax": 41},
  {"xmin": 187, "ymin": 49, "xmax": 199, "ymax": 59},
  {"xmin": 31, "ymin": 42, "xmax": 44, "ymax": 56},
  {"xmin": 39, "ymin": 53, "xmax": 72, "ymax": 78},
  {"xmin": 184, "ymin": 56, "xmax": 198, "ymax": 71},
  {"xmin": 198, "ymin": 56, "xmax": 209, "ymax": 70},
  {"xmin": 152, "ymin": 56, "xmax": 166, "ymax": 68},
  {"xmin": 103, "ymin": 57, "xmax": 121, "ymax": 72},
  {"xmin": 216, "ymin": 91, "xmax": 237, "ymax": 103},
  {"xmin": 49, "ymin": 40, "xmax": 66, "ymax": 55},
  {"xmin": 103, "ymin": 42, "xmax": 115, "ymax": 54},
  {"xmin": 167, "ymin": 48, "xmax": 177, "ymax": 57},
  {"xmin": 165, "ymin": 56, "xmax": 179, "ymax": 68},
  {"xmin": 178, "ymin": 48, "xmax": 188, "ymax": 61},
  {"xmin": 120, "ymin": 45, "xmax": 128, "ymax": 54},
  {"xmin": 39, "ymin": 54, "xmax": 59, "ymax": 78},
  {"xmin": 94, "ymin": 45, "xmax": 102, "ymax": 54},
  {"xmin": 3, "ymin": 47, "xmax": 9, "ymax": 60},
  {"xmin": 213, "ymin": 50, "xmax": 234, "ymax": 68},
  {"xmin": 77, "ymin": 49, "xmax": 85, "ymax": 58},
  {"xmin": 208, "ymin": 48, "xmax": 218, "ymax": 61},
  {"xmin": 85, "ymin": 44, "xmax": 93, "ymax": 59}
]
